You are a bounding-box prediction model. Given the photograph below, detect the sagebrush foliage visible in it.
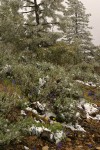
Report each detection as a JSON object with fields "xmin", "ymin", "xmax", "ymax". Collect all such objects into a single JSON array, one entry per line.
[{"xmin": 0, "ymin": 0, "xmax": 100, "ymax": 147}]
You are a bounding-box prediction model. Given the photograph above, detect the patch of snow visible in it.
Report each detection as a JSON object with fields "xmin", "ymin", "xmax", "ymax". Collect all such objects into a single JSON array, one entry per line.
[
  {"xmin": 29, "ymin": 125, "xmax": 43, "ymax": 136},
  {"xmin": 24, "ymin": 146, "xmax": 29, "ymax": 150},
  {"xmin": 26, "ymin": 107, "xmax": 38, "ymax": 114},
  {"xmin": 26, "ymin": 107, "xmax": 32, "ymax": 111},
  {"xmin": 24, "ymin": 102, "xmax": 29, "ymax": 106},
  {"xmin": 76, "ymin": 80, "xmax": 97, "ymax": 87},
  {"xmin": 54, "ymin": 130, "xmax": 65, "ymax": 144},
  {"xmin": 34, "ymin": 119, "xmax": 40, "ymax": 123},
  {"xmin": 29, "ymin": 124, "xmax": 66, "ymax": 143},
  {"xmin": 85, "ymin": 82, "xmax": 96, "ymax": 87},
  {"xmin": 76, "ymin": 112, "xmax": 80, "ymax": 118},
  {"xmin": 94, "ymin": 114, "xmax": 100, "ymax": 120},
  {"xmin": 32, "ymin": 109, "xmax": 38, "ymax": 114},
  {"xmin": 45, "ymin": 112, "xmax": 56, "ymax": 118},
  {"xmin": 33, "ymin": 101, "xmax": 45, "ymax": 111},
  {"xmin": 21, "ymin": 110, "xmax": 26, "ymax": 116},
  {"xmin": 37, "ymin": 101, "xmax": 45, "ymax": 110},
  {"xmin": 35, "ymin": 127, "xmax": 43, "ymax": 136},
  {"xmin": 84, "ymin": 103, "xmax": 98, "ymax": 115},
  {"xmin": 84, "ymin": 50, "xmax": 91, "ymax": 53},
  {"xmin": 45, "ymin": 75, "xmax": 49, "ymax": 80},
  {"xmin": 87, "ymin": 55, "xmax": 94, "ymax": 59},
  {"xmin": 38, "ymin": 89, "xmax": 41, "ymax": 94},
  {"xmin": 78, "ymin": 100, "xmax": 99, "ymax": 120},
  {"xmin": 88, "ymin": 114, "xmax": 100, "ymax": 121},
  {"xmin": 6, "ymin": 129, "xmax": 10, "ymax": 132},
  {"xmin": 76, "ymin": 80, "xmax": 84, "ymax": 84},
  {"xmin": 3, "ymin": 64, "xmax": 12, "ymax": 73},
  {"xmin": 43, "ymin": 127, "xmax": 51, "ymax": 132},
  {"xmin": 21, "ymin": 55, "xmax": 25, "ymax": 58},
  {"xmin": 39, "ymin": 77, "xmax": 46, "ymax": 87},
  {"xmin": 50, "ymin": 133, "xmax": 54, "ymax": 142},
  {"xmin": 29, "ymin": 125, "xmax": 51, "ymax": 137},
  {"xmin": 66, "ymin": 123, "xmax": 86, "ymax": 132}
]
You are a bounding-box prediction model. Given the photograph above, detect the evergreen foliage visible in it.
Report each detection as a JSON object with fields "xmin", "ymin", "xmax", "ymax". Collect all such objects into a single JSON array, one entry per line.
[
  {"xmin": 0, "ymin": 0, "xmax": 99, "ymax": 147},
  {"xmin": 64, "ymin": 0, "xmax": 93, "ymax": 52}
]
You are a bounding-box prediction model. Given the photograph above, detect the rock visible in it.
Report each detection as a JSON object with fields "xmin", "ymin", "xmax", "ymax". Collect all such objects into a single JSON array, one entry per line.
[
  {"xmin": 40, "ymin": 130, "xmax": 53, "ymax": 142},
  {"xmin": 24, "ymin": 146, "xmax": 29, "ymax": 150},
  {"xmin": 42, "ymin": 145, "xmax": 49, "ymax": 150},
  {"xmin": 96, "ymin": 147, "xmax": 100, "ymax": 150},
  {"xmin": 31, "ymin": 101, "xmax": 45, "ymax": 115},
  {"xmin": 66, "ymin": 138, "xmax": 71, "ymax": 142},
  {"xmin": 3, "ymin": 64, "xmax": 12, "ymax": 77},
  {"xmin": 77, "ymin": 145, "xmax": 83, "ymax": 148},
  {"xmin": 56, "ymin": 113, "xmax": 66, "ymax": 123}
]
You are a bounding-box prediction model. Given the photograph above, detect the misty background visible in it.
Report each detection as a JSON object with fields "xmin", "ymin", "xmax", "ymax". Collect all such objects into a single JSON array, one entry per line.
[
  {"xmin": 80, "ymin": 0, "xmax": 100, "ymax": 45},
  {"xmin": 35, "ymin": 0, "xmax": 100, "ymax": 45}
]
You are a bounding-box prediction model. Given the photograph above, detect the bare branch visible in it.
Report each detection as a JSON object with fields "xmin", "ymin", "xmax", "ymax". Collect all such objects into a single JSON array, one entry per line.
[
  {"xmin": 42, "ymin": 22, "xmax": 59, "ymax": 26},
  {"xmin": 22, "ymin": 10, "xmax": 35, "ymax": 13},
  {"xmin": 23, "ymin": 5, "xmax": 35, "ymax": 8},
  {"xmin": 23, "ymin": 0, "xmax": 34, "ymax": 5}
]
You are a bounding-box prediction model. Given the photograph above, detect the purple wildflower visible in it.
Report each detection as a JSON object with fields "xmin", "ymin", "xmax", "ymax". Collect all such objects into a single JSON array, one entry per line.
[
  {"xmin": 12, "ymin": 79, "xmax": 16, "ymax": 85},
  {"xmin": 88, "ymin": 91, "xmax": 94, "ymax": 96},
  {"xmin": 66, "ymin": 132, "xmax": 70, "ymax": 136},
  {"xmin": 33, "ymin": 145, "xmax": 37, "ymax": 150},
  {"xmin": 87, "ymin": 144, "xmax": 92, "ymax": 148},
  {"xmin": 57, "ymin": 142, "xmax": 62, "ymax": 149}
]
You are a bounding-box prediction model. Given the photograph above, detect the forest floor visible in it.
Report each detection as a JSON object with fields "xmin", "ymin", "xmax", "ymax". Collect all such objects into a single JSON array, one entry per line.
[{"xmin": 0, "ymin": 83, "xmax": 100, "ymax": 150}]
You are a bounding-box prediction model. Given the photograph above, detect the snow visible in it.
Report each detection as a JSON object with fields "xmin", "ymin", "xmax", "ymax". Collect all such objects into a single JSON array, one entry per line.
[
  {"xmin": 50, "ymin": 134, "xmax": 54, "ymax": 142},
  {"xmin": 77, "ymin": 99, "xmax": 85, "ymax": 109},
  {"xmin": 25, "ymin": 107, "xmax": 38, "ymax": 114},
  {"xmin": 26, "ymin": 107, "xmax": 32, "ymax": 111},
  {"xmin": 87, "ymin": 114, "xmax": 100, "ymax": 121},
  {"xmin": 33, "ymin": 101, "xmax": 45, "ymax": 111},
  {"xmin": 76, "ymin": 112, "xmax": 80, "ymax": 118},
  {"xmin": 76, "ymin": 80, "xmax": 97, "ymax": 87},
  {"xmin": 83, "ymin": 103, "xmax": 98, "ymax": 115},
  {"xmin": 94, "ymin": 114, "xmax": 100, "ymax": 121},
  {"xmin": 29, "ymin": 124, "xmax": 65, "ymax": 143},
  {"xmin": 35, "ymin": 127, "xmax": 44, "ymax": 136},
  {"xmin": 37, "ymin": 101, "xmax": 45, "ymax": 110},
  {"xmin": 39, "ymin": 77, "xmax": 46, "ymax": 87},
  {"xmin": 54, "ymin": 130, "xmax": 65, "ymax": 144},
  {"xmin": 78, "ymin": 100, "xmax": 99, "ymax": 120},
  {"xmin": 45, "ymin": 112, "xmax": 56, "ymax": 118},
  {"xmin": 87, "ymin": 55, "xmax": 94, "ymax": 59},
  {"xmin": 66, "ymin": 123, "xmax": 86, "ymax": 132},
  {"xmin": 32, "ymin": 109, "xmax": 38, "ymax": 114},
  {"xmin": 29, "ymin": 125, "xmax": 51, "ymax": 137},
  {"xmin": 43, "ymin": 127, "xmax": 51, "ymax": 132},
  {"xmin": 24, "ymin": 146, "xmax": 29, "ymax": 150},
  {"xmin": 21, "ymin": 110, "xmax": 26, "ymax": 116},
  {"xmin": 29, "ymin": 125, "xmax": 43, "ymax": 136},
  {"xmin": 84, "ymin": 50, "xmax": 91, "ymax": 53},
  {"xmin": 3, "ymin": 64, "xmax": 12, "ymax": 72},
  {"xmin": 6, "ymin": 129, "xmax": 10, "ymax": 132}
]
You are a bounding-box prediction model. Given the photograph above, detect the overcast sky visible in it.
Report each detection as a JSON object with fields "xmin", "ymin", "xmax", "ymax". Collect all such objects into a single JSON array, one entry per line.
[
  {"xmin": 80, "ymin": 0, "xmax": 100, "ymax": 45},
  {"xmin": 37, "ymin": 0, "xmax": 100, "ymax": 45}
]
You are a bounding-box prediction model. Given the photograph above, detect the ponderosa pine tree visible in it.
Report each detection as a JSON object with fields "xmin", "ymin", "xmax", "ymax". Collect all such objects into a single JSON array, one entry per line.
[
  {"xmin": 64, "ymin": 0, "xmax": 93, "ymax": 52},
  {"xmin": 0, "ymin": 0, "xmax": 26, "ymax": 49},
  {"xmin": 22, "ymin": 0, "xmax": 65, "ymax": 48}
]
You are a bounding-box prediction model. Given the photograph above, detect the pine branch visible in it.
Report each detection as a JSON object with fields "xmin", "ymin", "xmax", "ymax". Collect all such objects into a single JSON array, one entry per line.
[
  {"xmin": 23, "ymin": 0, "xmax": 34, "ymax": 5},
  {"xmin": 23, "ymin": 2, "xmax": 43, "ymax": 8},
  {"xmin": 22, "ymin": 10, "xmax": 35, "ymax": 13},
  {"xmin": 23, "ymin": 5, "xmax": 35, "ymax": 8},
  {"xmin": 24, "ymin": 22, "xmax": 59, "ymax": 26}
]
